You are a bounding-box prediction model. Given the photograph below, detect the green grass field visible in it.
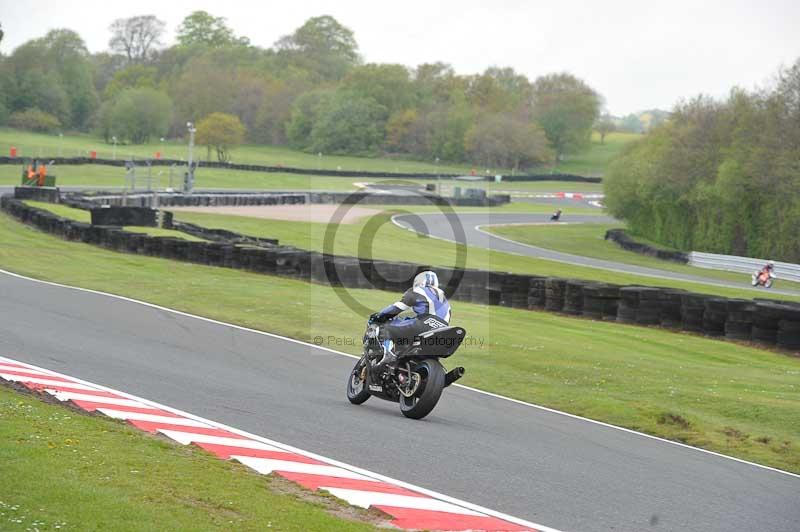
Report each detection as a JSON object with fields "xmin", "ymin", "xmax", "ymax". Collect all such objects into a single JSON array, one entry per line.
[
  {"xmin": 0, "ymin": 384, "xmax": 380, "ymax": 531},
  {"xmin": 23, "ymin": 201, "xmax": 206, "ymax": 241},
  {"xmin": 169, "ymin": 209, "xmax": 799, "ymax": 301},
  {"xmin": 0, "ymin": 211, "xmax": 798, "ymax": 473},
  {"xmin": 21, "ymin": 198, "xmax": 798, "ymax": 300},
  {"xmin": 0, "ymin": 162, "xmax": 604, "ymax": 194},
  {"xmin": 488, "ymin": 223, "xmax": 800, "ymax": 290},
  {"xmin": 0, "ymin": 127, "xmax": 635, "ymax": 178}
]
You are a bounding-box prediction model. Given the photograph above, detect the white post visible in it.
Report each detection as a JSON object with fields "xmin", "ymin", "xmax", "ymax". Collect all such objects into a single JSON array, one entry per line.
[{"xmin": 186, "ymin": 122, "xmax": 196, "ymax": 194}]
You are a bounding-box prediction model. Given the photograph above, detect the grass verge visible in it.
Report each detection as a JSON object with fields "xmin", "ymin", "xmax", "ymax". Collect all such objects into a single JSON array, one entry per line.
[
  {"xmin": 22, "ymin": 201, "xmax": 205, "ymax": 242},
  {"xmin": 487, "ymin": 223, "xmax": 800, "ymax": 290},
  {"xmin": 0, "ymin": 383, "xmax": 381, "ymax": 531},
  {"xmin": 170, "ymin": 209, "xmax": 800, "ymax": 302},
  {"xmin": 0, "ymin": 163, "xmax": 603, "ymax": 194},
  {"xmin": 0, "ymin": 127, "xmax": 636, "ymax": 177},
  {"xmin": 0, "ymin": 211, "xmax": 798, "ymax": 473}
]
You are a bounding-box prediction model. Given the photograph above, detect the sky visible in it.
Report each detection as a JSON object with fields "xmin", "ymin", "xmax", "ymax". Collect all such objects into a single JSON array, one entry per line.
[{"xmin": 1, "ymin": 0, "xmax": 798, "ymax": 115}]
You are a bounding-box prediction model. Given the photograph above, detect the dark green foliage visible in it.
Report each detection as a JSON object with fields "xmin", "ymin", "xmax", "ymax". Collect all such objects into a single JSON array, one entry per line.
[
  {"xmin": 96, "ymin": 88, "xmax": 172, "ymax": 144},
  {"xmin": 8, "ymin": 108, "xmax": 62, "ymax": 132},
  {"xmin": 605, "ymin": 59, "xmax": 800, "ymax": 262}
]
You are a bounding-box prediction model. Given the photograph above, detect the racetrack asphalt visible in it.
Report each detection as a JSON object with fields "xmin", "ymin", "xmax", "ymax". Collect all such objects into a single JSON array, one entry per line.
[
  {"xmin": 1, "ymin": 270, "xmax": 798, "ymax": 532},
  {"xmin": 392, "ymin": 212, "xmax": 800, "ymax": 297}
]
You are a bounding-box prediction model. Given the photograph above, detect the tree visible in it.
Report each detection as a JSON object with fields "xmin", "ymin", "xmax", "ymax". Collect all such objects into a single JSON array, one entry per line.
[
  {"xmin": 196, "ymin": 112, "xmax": 246, "ymax": 162},
  {"xmin": 285, "ymin": 90, "xmax": 333, "ymax": 149},
  {"xmin": 308, "ymin": 92, "xmax": 387, "ymax": 155},
  {"xmin": 0, "ymin": 23, "xmax": 4, "ymax": 45},
  {"xmin": 4, "ymin": 30, "xmax": 97, "ymax": 129},
  {"xmin": 97, "ymin": 88, "xmax": 172, "ymax": 144},
  {"xmin": 595, "ymin": 114, "xmax": 616, "ymax": 144},
  {"xmin": 342, "ymin": 64, "xmax": 414, "ymax": 116},
  {"xmin": 109, "ymin": 15, "xmax": 166, "ymax": 64},
  {"xmin": 176, "ymin": 11, "xmax": 248, "ymax": 47},
  {"xmin": 103, "ymin": 64, "xmax": 157, "ymax": 100},
  {"xmin": 275, "ymin": 16, "xmax": 360, "ymax": 80},
  {"xmin": 531, "ymin": 73, "xmax": 601, "ymax": 160},
  {"xmin": 465, "ymin": 113, "xmax": 552, "ymax": 170}
]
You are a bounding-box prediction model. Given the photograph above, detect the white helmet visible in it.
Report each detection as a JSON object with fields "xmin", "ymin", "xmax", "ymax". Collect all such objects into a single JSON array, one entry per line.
[
  {"xmin": 413, "ymin": 270, "xmax": 439, "ymax": 289},
  {"xmin": 768, "ymin": 260, "xmax": 775, "ymax": 267}
]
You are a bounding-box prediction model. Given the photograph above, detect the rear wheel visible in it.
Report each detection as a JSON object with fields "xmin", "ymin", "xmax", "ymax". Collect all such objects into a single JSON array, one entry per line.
[
  {"xmin": 346, "ymin": 357, "xmax": 370, "ymax": 405},
  {"xmin": 399, "ymin": 358, "xmax": 445, "ymax": 420}
]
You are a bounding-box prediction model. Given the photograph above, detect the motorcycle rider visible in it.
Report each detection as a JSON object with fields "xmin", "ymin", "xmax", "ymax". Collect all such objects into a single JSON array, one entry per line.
[
  {"xmin": 756, "ymin": 260, "xmax": 776, "ymax": 283},
  {"xmin": 368, "ymin": 270, "xmax": 451, "ymax": 369}
]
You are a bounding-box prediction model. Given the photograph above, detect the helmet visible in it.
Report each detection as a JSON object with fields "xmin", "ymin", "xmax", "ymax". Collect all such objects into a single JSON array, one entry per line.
[
  {"xmin": 413, "ymin": 270, "xmax": 439, "ymax": 289},
  {"xmin": 768, "ymin": 260, "xmax": 775, "ymax": 267}
]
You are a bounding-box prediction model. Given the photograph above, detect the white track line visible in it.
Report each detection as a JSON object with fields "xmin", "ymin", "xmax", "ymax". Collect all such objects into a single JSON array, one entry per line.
[
  {"xmin": 1, "ymin": 267, "xmax": 798, "ymax": 481},
  {"xmin": 0, "ymin": 353, "xmax": 554, "ymax": 532}
]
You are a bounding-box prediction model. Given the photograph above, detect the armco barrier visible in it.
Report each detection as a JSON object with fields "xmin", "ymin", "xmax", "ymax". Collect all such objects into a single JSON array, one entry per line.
[
  {"xmin": 2, "ymin": 194, "xmax": 799, "ymax": 355},
  {"xmin": 0, "ymin": 155, "xmax": 598, "ymax": 182},
  {"xmin": 689, "ymin": 252, "xmax": 800, "ymax": 283}
]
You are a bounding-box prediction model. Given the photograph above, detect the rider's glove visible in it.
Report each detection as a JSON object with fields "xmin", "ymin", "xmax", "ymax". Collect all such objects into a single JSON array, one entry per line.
[{"xmin": 368, "ymin": 313, "xmax": 386, "ymax": 324}]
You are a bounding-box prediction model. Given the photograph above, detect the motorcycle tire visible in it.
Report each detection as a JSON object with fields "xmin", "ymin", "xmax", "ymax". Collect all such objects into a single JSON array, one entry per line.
[
  {"xmin": 764, "ymin": 279, "xmax": 773, "ymax": 288},
  {"xmin": 399, "ymin": 358, "xmax": 445, "ymax": 420},
  {"xmin": 346, "ymin": 357, "xmax": 371, "ymax": 405}
]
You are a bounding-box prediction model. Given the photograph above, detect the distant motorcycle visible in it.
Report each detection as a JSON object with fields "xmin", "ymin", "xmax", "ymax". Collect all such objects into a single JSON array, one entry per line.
[
  {"xmin": 346, "ymin": 319, "xmax": 466, "ymax": 419},
  {"xmin": 751, "ymin": 270, "xmax": 776, "ymax": 288},
  {"xmin": 550, "ymin": 209, "xmax": 562, "ymax": 221}
]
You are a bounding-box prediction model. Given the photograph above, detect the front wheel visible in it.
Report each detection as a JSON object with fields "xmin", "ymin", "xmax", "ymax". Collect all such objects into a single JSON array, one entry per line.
[
  {"xmin": 764, "ymin": 278, "xmax": 774, "ymax": 288},
  {"xmin": 399, "ymin": 358, "xmax": 445, "ymax": 420},
  {"xmin": 346, "ymin": 357, "xmax": 371, "ymax": 405}
]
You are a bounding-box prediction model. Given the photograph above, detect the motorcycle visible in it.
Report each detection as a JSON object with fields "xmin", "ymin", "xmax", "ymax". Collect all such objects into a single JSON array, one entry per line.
[
  {"xmin": 751, "ymin": 270, "xmax": 776, "ymax": 288},
  {"xmin": 346, "ymin": 319, "xmax": 466, "ymax": 419},
  {"xmin": 550, "ymin": 209, "xmax": 562, "ymax": 221}
]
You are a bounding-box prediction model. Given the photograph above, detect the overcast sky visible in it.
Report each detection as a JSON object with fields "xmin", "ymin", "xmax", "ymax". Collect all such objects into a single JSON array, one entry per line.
[{"xmin": 1, "ymin": 0, "xmax": 798, "ymax": 115}]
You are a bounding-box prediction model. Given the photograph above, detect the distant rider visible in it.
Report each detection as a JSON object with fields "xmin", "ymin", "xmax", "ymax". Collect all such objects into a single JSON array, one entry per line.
[
  {"xmin": 368, "ymin": 270, "xmax": 451, "ymax": 368},
  {"xmin": 757, "ymin": 260, "xmax": 776, "ymax": 282},
  {"xmin": 550, "ymin": 209, "xmax": 562, "ymax": 221}
]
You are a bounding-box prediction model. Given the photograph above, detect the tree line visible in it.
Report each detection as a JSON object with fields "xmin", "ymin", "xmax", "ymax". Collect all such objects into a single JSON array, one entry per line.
[
  {"xmin": 0, "ymin": 12, "xmax": 602, "ymax": 167},
  {"xmin": 604, "ymin": 59, "xmax": 800, "ymax": 262}
]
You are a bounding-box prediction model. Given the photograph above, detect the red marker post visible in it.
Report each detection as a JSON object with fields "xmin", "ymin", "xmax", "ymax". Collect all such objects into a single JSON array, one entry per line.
[{"xmin": 10, "ymin": 146, "xmax": 17, "ymax": 158}]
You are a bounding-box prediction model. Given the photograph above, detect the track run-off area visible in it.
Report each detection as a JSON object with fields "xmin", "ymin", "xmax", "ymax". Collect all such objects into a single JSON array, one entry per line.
[{"xmin": 1, "ymin": 269, "xmax": 798, "ymax": 532}]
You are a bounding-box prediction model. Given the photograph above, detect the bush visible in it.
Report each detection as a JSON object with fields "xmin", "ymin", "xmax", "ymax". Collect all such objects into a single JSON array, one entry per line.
[
  {"xmin": 7, "ymin": 108, "xmax": 62, "ymax": 133},
  {"xmin": 96, "ymin": 88, "xmax": 172, "ymax": 144}
]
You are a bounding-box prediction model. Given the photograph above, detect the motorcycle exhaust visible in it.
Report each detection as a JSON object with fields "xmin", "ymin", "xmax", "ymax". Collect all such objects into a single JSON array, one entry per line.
[{"xmin": 445, "ymin": 366, "xmax": 465, "ymax": 387}]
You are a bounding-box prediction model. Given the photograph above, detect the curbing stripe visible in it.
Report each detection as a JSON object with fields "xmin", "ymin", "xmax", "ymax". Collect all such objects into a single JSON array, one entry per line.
[{"xmin": 0, "ymin": 355, "xmax": 548, "ymax": 532}]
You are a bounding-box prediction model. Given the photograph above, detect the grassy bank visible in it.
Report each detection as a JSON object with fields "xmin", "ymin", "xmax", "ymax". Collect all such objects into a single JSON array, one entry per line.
[
  {"xmin": 0, "ymin": 211, "xmax": 798, "ymax": 473},
  {"xmin": 22, "ymin": 201, "xmax": 205, "ymax": 241},
  {"xmin": 488, "ymin": 223, "xmax": 800, "ymax": 290},
  {"xmin": 0, "ymin": 127, "xmax": 634, "ymax": 178},
  {"xmin": 0, "ymin": 384, "xmax": 380, "ymax": 531},
  {"xmin": 170, "ymin": 209, "xmax": 799, "ymax": 301},
  {"xmin": 0, "ymin": 163, "xmax": 603, "ymax": 194}
]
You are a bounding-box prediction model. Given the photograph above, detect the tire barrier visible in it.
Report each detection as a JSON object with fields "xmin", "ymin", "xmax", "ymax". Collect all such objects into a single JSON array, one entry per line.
[
  {"xmin": 3, "ymin": 194, "xmax": 799, "ymax": 356},
  {"xmin": 90, "ymin": 206, "xmax": 157, "ymax": 227},
  {"xmin": 13, "ymin": 186, "xmax": 61, "ymax": 203},
  {"xmin": 605, "ymin": 229, "xmax": 689, "ymax": 264},
  {"xmin": 59, "ymin": 191, "xmax": 509, "ymax": 209},
  {"xmin": 0, "ymin": 155, "xmax": 597, "ymax": 182}
]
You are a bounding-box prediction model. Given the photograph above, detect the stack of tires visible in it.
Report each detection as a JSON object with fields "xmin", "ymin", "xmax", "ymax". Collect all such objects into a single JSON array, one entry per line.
[
  {"xmin": 751, "ymin": 302, "xmax": 784, "ymax": 346},
  {"xmin": 527, "ymin": 277, "xmax": 547, "ymax": 309},
  {"xmin": 545, "ymin": 278, "xmax": 567, "ymax": 312},
  {"xmin": 563, "ymin": 280, "xmax": 586, "ymax": 315},
  {"xmin": 703, "ymin": 298, "xmax": 729, "ymax": 337},
  {"xmin": 724, "ymin": 299, "xmax": 755, "ymax": 341},
  {"xmin": 777, "ymin": 305, "xmax": 800, "ymax": 352},
  {"xmin": 581, "ymin": 284, "xmax": 605, "ymax": 319},
  {"xmin": 681, "ymin": 293, "xmax": 708, "ymax": 332},
  {"xmin": 498, "ymin": 274, "xmax": 532, "ymax": 309},
  {"xmin": 617, "ymin": 287, "xmax": 641, "ymax": 323},
  {"xmin": 635, "ymin": 288, "xmax": 662, "ymax": 325},
  {"xmin": 659, "ymin": 289, "xmax": 685, "ymax": 330}
]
